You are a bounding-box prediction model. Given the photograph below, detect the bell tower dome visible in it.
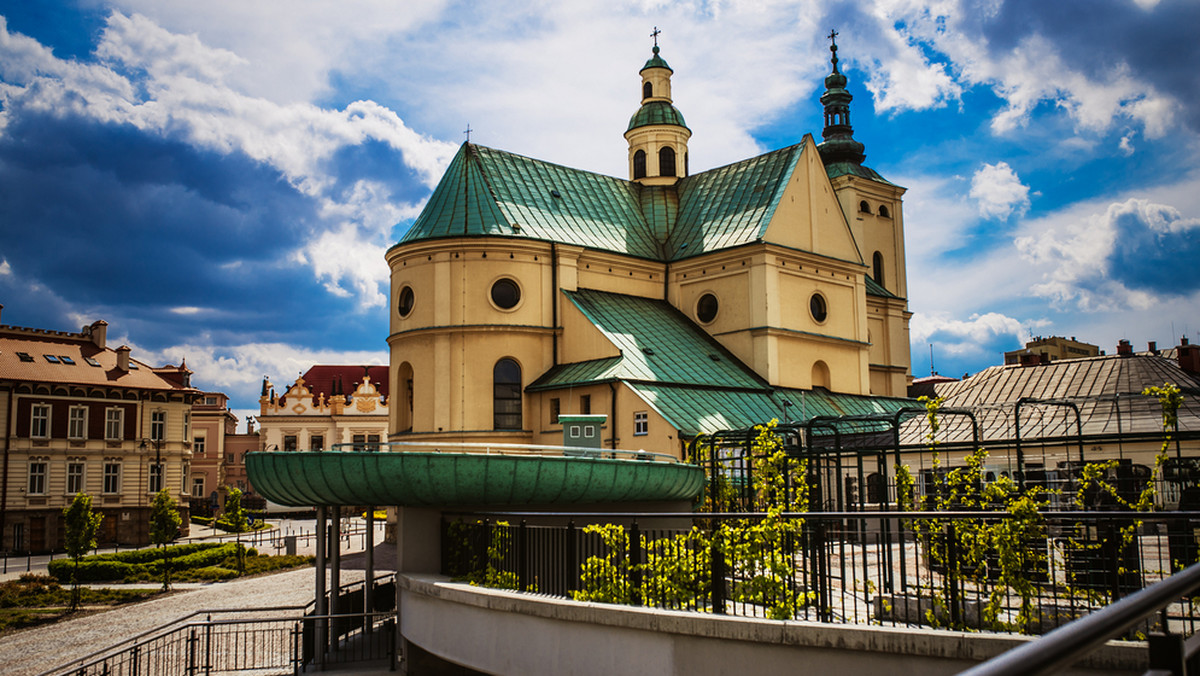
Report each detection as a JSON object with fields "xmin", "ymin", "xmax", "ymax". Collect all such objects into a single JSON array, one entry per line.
[{"xmin": 624, "ymin": 29, "xmax": 691, "ymax": 186}]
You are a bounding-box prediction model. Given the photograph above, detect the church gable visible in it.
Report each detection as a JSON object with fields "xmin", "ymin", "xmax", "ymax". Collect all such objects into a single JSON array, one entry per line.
[{"xmin": 762, "ymin": 135, "xmax": 863, "ymax": 264}]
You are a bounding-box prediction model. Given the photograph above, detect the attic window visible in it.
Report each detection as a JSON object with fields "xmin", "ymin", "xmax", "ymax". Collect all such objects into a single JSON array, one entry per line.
[
  {"xmin": 59, "ymin": 356, "xmax": 76, "ymax": 365},
  {"xmin": 84, "ymin": 356, "xmax": 101, "ymax": 367},
  {"xmin": 17, "ymin": 352, "xmax": 33, "ymax": 362},
  {"xmin": 44, "ymin": 355, "xmax": 60, "ymax": 364},
  {"xmin": 551, "ymin": 190, "xmax": 562, "ymax": 199},
  {"xmin": 128, "ymin": 362, "xmax": 139, "ymax": 370},
  {"xmin": 642, "ymin": 348, "xmax": 656, "ymax": 355}
]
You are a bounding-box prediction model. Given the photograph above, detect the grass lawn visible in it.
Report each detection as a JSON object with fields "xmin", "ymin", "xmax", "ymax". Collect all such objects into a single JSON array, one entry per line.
[{"xmin": 0, "ymin": 575, "xmax": 161, "ymax": 634}]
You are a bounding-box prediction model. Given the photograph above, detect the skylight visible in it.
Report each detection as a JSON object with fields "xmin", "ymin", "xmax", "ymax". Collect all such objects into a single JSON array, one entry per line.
[
  {"xmin": 44, "ymin": 355, "xmax": 60, "ymax": 364},
  {"xmin": 59, "ymin": 356, "xmax": 76, "ymax": 365},
  {"xmin": 16, "ymin": 352, "xmax": 33, "ymax": 362},
  {"xmin": 84, "ymin": 356, "xmax": 101, "ymax": 367}
]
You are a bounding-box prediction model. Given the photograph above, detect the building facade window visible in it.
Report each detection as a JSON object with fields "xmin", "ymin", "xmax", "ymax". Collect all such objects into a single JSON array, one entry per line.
[
  {"xmin": 368, "ymin": 434, "xmax": 381, "ymax": 452},
  {"xmin": 192, "ymin": 477, "xmax": 205, "ymax": 498},
  {"xmin": 149, "ymin": 462, "xmax": 164, "ymax": 493},
  {"xmin": 182, "ymin": 462, "xmax": 189, "ymax": 493},
  {"xmin": 633, "ymin": 149, "xmax": 647, "ymax": 179},
  {"xmin": 353, "ymin": 434, "xmax": 366, "ymax": 452},
  {"xmin": 659, "ymin": 146, "xmax": 676, "ymax": 177},
  {"xmin": 580, "ymin": 394, "xmax": 592, "ymax": 415},
  {"xmin": 103, "ymin": 462, "xmax": 120, "ymax": 494},
  {"xmin": 67, "ymin": 460, "xmax": 85, "ymax": 494},
  {"xmin": 30, "ymin": 404, "xmax": 50, "ymax": 439},
  {"xmin": 69, "ymin": 406, "xmax": 88, "ymax": 440},
  {"xmin": 311, "ymin": 435, "xmax": 324, "ymax": 452},
  {"xmin": 872, "ymin": 251, "xmax": 884, "ymax": 288},
  {"xmin": 28, "ymin": 459, "xmax": 47, "ymax": 494},
  {"xmin": 105, "ymin": 408, "xmax": 124, "ymax": 441},
  {"xmin": 151, "ymin": 411, "xmax": 166, "ymax": 441},
  {"xmin": 643, "ymin": 81, "xmax": 652, "ymax": 99},
  {"xmin": 634, "ymin": 411, "xmax": 649, "ymax": 436},
  {"xmin": 283, "ymin": 435, "xmax": 298, "ymax": 452},
  {"xmin": 183, "ymin": 412, "xmax": 190, "ymax": 440},
  {"xmin": 493, "ymin": 358, "xmax": 522, "ymax": 430},
  {"xmin": 549, "ymin": 398, "xmax": 560, "ymax": 424},
  {"xmin": 194, "ymin": 436, "xmax": 206, "ymax": 455}
]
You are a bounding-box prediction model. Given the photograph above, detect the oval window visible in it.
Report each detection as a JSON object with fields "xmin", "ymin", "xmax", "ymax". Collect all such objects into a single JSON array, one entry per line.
[
  {"xmin": 810, "ymin": 293, "xmax": 828, "ymax": 323},
  {"xmin": 491, "ymin": 278, "xmax": 521, "ymax": 310},
  {"xmin": 696, "ymin": 293, "xmax": 719, "ymax": 323},
  {"xmin": 397, "ymin": 286, "xmax": 414, "ymax": 318}
]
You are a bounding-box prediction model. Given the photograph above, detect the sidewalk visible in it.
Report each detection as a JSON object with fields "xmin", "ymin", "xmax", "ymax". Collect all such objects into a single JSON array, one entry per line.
[{"xmin": 0, "ymin": 537, "xmax": 395, "ymax": 676}]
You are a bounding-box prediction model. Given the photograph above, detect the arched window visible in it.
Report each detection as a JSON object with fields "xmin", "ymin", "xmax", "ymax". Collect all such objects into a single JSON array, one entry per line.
[
  {"xmin": 493, "ymin": 358, "xmax": 522, "ymax": 430},
  {"xmin": 633, "ymin": 150, "xmax": 647, "ymax": 180},
  {"xmin": 872, "ymin": 252, "xmax": 884, "ymax": 288},
  {"xmin": 878, "ymin": 205, "xmax": 891, "ymax": 218},
  {"xmin": 643, "ymin": 81, "xmax": 653, "ymax": 99},
  {"xmin": 659, "ymin": 146, "xmax": 676, "ymax": 177},
  {"xmin": 859, "ymin": 200, "xmax": 871, "ymax": 214},
  {"xmin": 811, "ymin": 360, "xmax": 831, "ymax": 390}
]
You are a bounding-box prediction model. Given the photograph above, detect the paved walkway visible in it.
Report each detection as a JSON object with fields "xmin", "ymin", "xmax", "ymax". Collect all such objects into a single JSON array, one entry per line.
[{"xmin": 1, "ymin": 540, "xmax": 396, "ymax": 676}]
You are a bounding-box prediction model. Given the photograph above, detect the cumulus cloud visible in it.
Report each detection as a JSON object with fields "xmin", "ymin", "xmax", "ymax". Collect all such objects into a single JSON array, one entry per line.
[
  {"xmin": 0, "ymin": 12, "xmax": 457, "ymax": 307},
  {"xmin": 1015, "ymin": 197, "xmax": 1200, "ymax": 310},
  {"xmin": 969, "ymin": 162, "xmax": 1030, "ymax": 220},
  {"xmin": 910, "ymin": 310, "xmax": 1033, "ymax": 375}
]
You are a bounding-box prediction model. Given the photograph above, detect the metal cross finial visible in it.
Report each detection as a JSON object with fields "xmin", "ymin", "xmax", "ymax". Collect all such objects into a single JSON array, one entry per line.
[
  {"xmin": 651, "ymin": 26, "xmax": 661, "ymax": 48},
  {"xmin": 828, "ymin": 29, "xmax": 838, "ymax": 45},
  {"xmin": 464, "ymin": 124, "xmax": 473, "ymax": 143}
]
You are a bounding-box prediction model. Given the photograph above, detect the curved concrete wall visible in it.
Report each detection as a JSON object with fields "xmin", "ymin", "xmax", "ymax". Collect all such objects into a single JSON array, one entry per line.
[{"xmin": 398, "ymin": 575, "xmax": 1143, "ymax": 676}]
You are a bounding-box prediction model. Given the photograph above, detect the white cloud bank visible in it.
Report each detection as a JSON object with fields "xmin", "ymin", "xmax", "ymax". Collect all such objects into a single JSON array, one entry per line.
[{"xmin": 969, "ymin": 162, "xmax": 1031, "ymax": 221}]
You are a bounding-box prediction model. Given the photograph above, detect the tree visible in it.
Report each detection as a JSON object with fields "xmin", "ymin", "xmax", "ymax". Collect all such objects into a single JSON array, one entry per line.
[
  {"xmin": 149, "ymin": 488, "xmax": 182, "ymax": 590},
  {"xmin": 63, "ymin": 492, "xmax": 103, "ymax": 610},
  {"xmin": 224, "ymin": 486, "xmax": 249, "ymax": 574}
]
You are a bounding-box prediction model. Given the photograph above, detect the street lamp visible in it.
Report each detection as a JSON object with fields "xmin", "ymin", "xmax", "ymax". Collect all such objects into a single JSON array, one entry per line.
[{"xmin": 140, "ymin": 438, "xmax": 164, "ymax": 494}]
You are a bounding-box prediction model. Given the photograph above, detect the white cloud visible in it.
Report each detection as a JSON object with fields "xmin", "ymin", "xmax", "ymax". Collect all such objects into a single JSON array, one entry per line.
[
  {"xmin": 1119, "ymin": 133, "xmax": 1135, "ymax": 156},
  {"xmin": 969, "ymin": 162, "xmax": 1030, "ymax": 220},
  {"xmin": 0, "ymin": 258, "xmax": 10, "ymax": 276}
]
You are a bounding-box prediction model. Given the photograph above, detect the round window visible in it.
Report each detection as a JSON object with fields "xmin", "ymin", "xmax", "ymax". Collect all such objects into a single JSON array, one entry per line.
[
  {"xmin": 696, "ymin": 293, "xmax": 719, "ymax": 323},
  {"xmin": 397, "ymin": 286, "xmax": 414, "ymax": 318},
  {"xmin": 810, "ymin": 293, "xmax": 828, "ymax": 323},
  {"xmin": 491, "ymin": 278, "xmax": 521, "ymax": 310}
]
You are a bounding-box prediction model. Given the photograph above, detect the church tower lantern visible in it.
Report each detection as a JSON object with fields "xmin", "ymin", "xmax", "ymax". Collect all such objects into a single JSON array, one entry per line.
[
  {"xmin": 816, "ymin": 30, "xmax": 866, "ymax": 167},
  {"xmin": 625, "ymin": 29, "xmax": 691, "ymax": 186}
]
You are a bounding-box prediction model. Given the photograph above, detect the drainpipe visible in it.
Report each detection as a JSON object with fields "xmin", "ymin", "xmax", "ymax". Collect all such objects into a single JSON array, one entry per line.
[
  {"xmin": 1, "ymin": 385, "xmax": 13, "ymax": 548},
  {"xmin": 551, "ymin": 244, "xmax": 559, "ymax": 366},
  {"xmin": 608, "ymin": 383, "xmax": 618, "ymax": 450}
]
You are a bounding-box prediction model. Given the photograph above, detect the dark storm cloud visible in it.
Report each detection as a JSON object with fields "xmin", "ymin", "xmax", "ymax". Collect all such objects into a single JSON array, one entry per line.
[
  {"xmin": 1105, "ymin": 201, "xmax": 1200, "ymax": 296},
  {"xmin": 966, "ymin": 0, "xmax": 1200, "ymax": 133}
]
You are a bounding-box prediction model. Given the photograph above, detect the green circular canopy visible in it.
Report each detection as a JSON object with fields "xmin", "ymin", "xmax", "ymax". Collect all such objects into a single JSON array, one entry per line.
[{"xmin": 247, "ymin": 451, "xmax": 705, "ymax": 507}]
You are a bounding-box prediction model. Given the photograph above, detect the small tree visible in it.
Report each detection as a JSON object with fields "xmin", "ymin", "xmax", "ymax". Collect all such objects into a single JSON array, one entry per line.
[
  {"xmin": 224, "ymin": 486, "xmax": 249, "ymax": 574},
  {"xmin": 63, "ymin": 492, "xmax": 103, "ymax": 610},
  {"xmin": 149, "ymin": 488, "xmax": 182, "ymax": 590}
]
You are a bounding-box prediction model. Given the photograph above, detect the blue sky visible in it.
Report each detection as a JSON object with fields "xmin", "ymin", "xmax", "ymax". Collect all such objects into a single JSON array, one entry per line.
[{"xmin": 1, "ymin": 1, "xmax": 1198, "ymax": 426}]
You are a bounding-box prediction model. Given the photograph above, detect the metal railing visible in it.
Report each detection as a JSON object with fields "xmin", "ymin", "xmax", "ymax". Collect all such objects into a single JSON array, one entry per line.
[
  {"xmin": 443, "ymin": 510, "xmax": 1200, "ymax": 636},
  {"xmin": 959, "ymin": 561, "xmax": 1200, "ymax": 675},
  {"xmin": 316, "ymin": 439, "xmax": 683, "ymax": 463}
]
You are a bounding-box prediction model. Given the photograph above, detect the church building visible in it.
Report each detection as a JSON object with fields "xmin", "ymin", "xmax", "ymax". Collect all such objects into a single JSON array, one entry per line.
[{"xmin": 385, "ymin": 36, "xmax": 913, "ymax": 457}]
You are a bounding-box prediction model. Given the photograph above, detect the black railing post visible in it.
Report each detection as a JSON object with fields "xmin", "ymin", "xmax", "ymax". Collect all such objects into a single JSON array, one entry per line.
[
  {"xmin": 630, "ymin": 522, "xmax": 643, "ymax": 606},
  {"xmin": 1105, "ymin": 521, "xmax": 1122, "ymax": 603},
  {"xmin": 130, "ymin": 645, "xmax": 140, "ymax": 676},
  {"xmin": 947, "ymin": 522, "xmax": 961, "ymax": 627},
  {"xmin": 1147, "ymin": 632, "xmax": 1185, "ymax": 675},
  {"xmin": 710, "ymin": 524, "xmax": 726, "ymax": 615},
  {"xmin": 204, "ymin": 616, "xmax": 213, "ymax": 676},
  {"xmin": 187, "ymin": 627, "xmax": 198, "ymax": 676},
  {"xmin": 565, "ymin": 520, "xmax": 577, "ymax": 594},
  {"xmin": 517, "ymin": 520, "xmax": 528, "ymax": 591},
  {"xmin": 292, "ymin": 621, "xmax": 301, "ymax": 676}
]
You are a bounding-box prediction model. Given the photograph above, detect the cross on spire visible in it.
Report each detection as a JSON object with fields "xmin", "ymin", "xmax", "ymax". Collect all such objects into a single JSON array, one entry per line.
[
  {"xmin": 651, "ymin": 26, "xmax": 661, "ymax": 48},
  {"xmin": 828, "ymin": 28, "xmax": 838, "ymax": 45},
  {"xmin": 463, "ymin": 124, "xmax": 473, "ymax": 143}
]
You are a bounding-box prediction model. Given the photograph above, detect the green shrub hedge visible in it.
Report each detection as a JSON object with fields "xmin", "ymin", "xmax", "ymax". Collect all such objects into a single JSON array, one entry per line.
[{"xmin": 47, "ymin": 542, "xmax": 232, "ymax": 582}]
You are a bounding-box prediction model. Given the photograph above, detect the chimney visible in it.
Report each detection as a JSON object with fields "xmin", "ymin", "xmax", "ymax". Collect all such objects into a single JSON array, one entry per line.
[
  {"xmin": 1180, "ymin": 337, "xmax": 1200, "ymax": 375},
  {"xmin": 246, "ymin": 417, "xmax": 256, "ymax": 434},
  {"xmin": 1117, "ymin": 339, "xmax": 1133, "ymax": 356},
  {"xmin": 88, "ymin": 320, "xmax": 108, "ymax": 349},
  {"xmin": 116, "ymin": 345, "xmax": 131, "ymax": 371},
  {"xmin": 1149, "ymin": 341, "xmax": 1158, "ymax": 354}
]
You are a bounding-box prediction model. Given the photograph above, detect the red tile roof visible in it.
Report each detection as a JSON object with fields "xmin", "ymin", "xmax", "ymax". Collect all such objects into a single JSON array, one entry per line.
[
  {"xmin": 298, "ymin": 365, "xmax": 389, "ymax": 401},
  {"xmin": 0, "ymin": 325, "xmax": 196, "ymax": 392}
]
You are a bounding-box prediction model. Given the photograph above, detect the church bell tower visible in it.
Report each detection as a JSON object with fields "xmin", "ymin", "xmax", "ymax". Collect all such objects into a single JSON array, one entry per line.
[{"xmin": 625, "ymin": 30, "xmax": 691, "ymax": 186}]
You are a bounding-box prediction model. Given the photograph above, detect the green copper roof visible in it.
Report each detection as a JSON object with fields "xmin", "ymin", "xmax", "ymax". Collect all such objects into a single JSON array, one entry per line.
[
  {"xmin": 641, "ymin": 45, "xmax": 672, "ymax": 72},
  {"xmin": 824, "ymin": 160, "xmax": 896, "ymax": 185},
  {"xmin": 630, "ymin": 383, "xmax": 913, "ymax": 437},
  {"xmin": 865, "ymin": 275, "xmax": 900, "ymax": 299},
  {"xmin": 665, "ymin": 144, "xmax": 803, "ymax": 261},
  {"xmin": 398, "ymin": 141, "xmax": 845, "ymax": 264},
  {"xmin": 528, "ymin": 289, "xmax": 767, "ymax": 391},
  {"xmin": 627, "ymin": 101, "xmax": 689, "ymax": 132},
  {"xmin": 400, "ymin": 144, "xmax": 663, "ymax": 259},
  {"xmin": 246, "ymin": 451, "xmax": 705, "ymax": 507}
]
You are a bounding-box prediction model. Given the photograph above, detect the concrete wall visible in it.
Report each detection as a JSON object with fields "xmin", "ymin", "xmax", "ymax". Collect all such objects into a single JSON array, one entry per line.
[{"xmin": 397, "ymin": 574, "xmax": 1144, "ymax": 676}]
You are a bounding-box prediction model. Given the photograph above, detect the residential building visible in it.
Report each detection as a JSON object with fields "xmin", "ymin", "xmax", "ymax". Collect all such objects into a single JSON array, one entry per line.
[
  {"xmin": 0, "ymin": 309, "xmax": 198, "ymax": 550},
  {"xmin": 1004, "ymin": 335, "xmax": 1101, "ymax": 366},
  {"xmin": 385, "ymin": 38, "xmax": 913, "ymax": 457},
  {"xmin": 258, "ymin": 365, "xmax": 389, "ymax": 454}
]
